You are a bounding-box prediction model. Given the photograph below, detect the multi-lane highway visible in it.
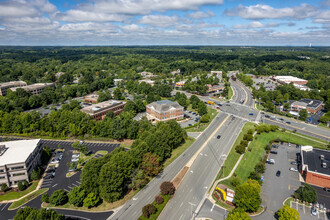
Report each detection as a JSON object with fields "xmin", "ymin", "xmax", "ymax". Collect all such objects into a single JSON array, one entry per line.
[
  {"xmin": 158, "ymin": 115, "xmax": 244, "ymax": 220},
  {"xmin": 110, "ymin": 113, "xmax": 230, "ymax": 220}
]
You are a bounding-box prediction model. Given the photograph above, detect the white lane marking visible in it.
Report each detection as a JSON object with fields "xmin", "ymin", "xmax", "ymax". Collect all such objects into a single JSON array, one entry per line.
[
  {"xmin": 1, "ymin": 203, "xmax": 8, "ymax": 211},
  {"xmin": 200, "ymin": 153, "xmax": 203, "ymax": 156},
  {"xmin": 190, "ymin": 189, "xmax": 192, "ymax": 192},
  {"xmin": 190, "ymin": 170, "xmax": 193, "ymax": 173},
  {"xmin": 180, "ymin": 202, "xmax": 183, "ymax": 207},
  {"xmin": 204, "ymin": 186, "xmax": 208, "ymax": 189},
  {"xmin": 211, "ymin": 204, "xmax": 215, "ymax": 212},
  {"xmin": 179, "ymin": 214, "xmax": 183, "ymax": 220},
  {"xmin": 204, "ymin": 154, "xmax": 207, "ymax": 156},
  {"xmin": 52, "ymin": 184, "xmax": 58, "ymax": 188},
  {"xmin": 132, "ymin": 197, "xmax": 137, "ymax": 201}
]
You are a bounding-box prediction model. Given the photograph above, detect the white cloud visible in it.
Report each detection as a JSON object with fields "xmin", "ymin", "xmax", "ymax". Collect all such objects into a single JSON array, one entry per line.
[
  {"xmin": 31, "ymin": 0, "xmax": 57, "ymax": 13},
  {"xmin": 139, "ymin": 15, "xmax": 179, "ymax": 27},
  {"xmin": 0, "ymin": 1, "xmax": 39, "ymax": 17},
  {"xmin": 225, "ymin": 4, "xmax": 318, "ymax": 20},
  {"xmin": 55, "ymin": 10, "xmax": 128, "ymax": 22},
  {"xmin": 314, "ymin": 11, "xmax": 330, "ymax": 23},
  {"xmin": 120, "ymin": 24, "xmax": 144, "ymax": 32},
  {"xmin": 233, "ymin": 21, "xmax": 279, "ymax": 29},
  {"xmin": 188, "ymin": 10, "xmax": 215, "ymax": 19}
]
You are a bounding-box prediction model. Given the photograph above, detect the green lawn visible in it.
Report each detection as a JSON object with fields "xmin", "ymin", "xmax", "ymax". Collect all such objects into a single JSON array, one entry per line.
[
  {"xmin": 9, "ymin": 188, "xmax": 48, "ymax": 210},
  {"xmin": 138, "ymin": 194, "xmax": 171, "ymax": 220},
  {"xmin": 225, "ymin": 129, "xmax": 328, "ymax": 185},
  {"xmin": 318, "ymin": 123, "xmax": 330, "ymax": 130},
  {"xmin": 285, "ymin": 131, "xmax": 329, "ymax": 146},
  {"xmin": 215, "ymin": 122, "xmax": 256, "ymax": 181},
  {"xmin": 0, "ymin": 181, "xmax": 38, "ymax": 202},
  {"xmin": 163, "ymin": 137, "xmax": 195, "ymax": 168},
  {"xmin": 185, "ymin": 107, "xmax": 218, "ymax": 132},
  {"xmin": 284, "ymin": 197, "xmax": 293, "ymax": 207},
  {"xmin": 228, "ymin": 86, "xmax": 233, "ymax": 100}
]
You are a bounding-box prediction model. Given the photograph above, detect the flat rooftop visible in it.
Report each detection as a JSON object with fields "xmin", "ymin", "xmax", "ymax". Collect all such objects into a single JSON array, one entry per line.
[
  {"xmin": 274, "ymin": 76, "xmax": 307, "ymax": 82},
  {"xmin": 0, "ymin": 81, "xmax": 26, "ymax": 88},
  {"xmin": 302, "ymin": 148, "xmax": 330, "ymax": 176},
  {"xmin": 81, "ymin": 100, "xmax": 125, "ymax": 115},
  {"xmin": 0, "ymin": 139, "xmax": 41, "ymax": 166},
  {"xmin": 300, "ymin": 98, "xmax": 323, "ymax": 108},
  {"xmin": 10, "ymin": 83, "xmax": 53, "ymax": 91}
]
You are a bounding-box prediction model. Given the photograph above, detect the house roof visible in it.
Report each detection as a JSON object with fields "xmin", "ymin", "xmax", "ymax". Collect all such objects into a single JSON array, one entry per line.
[{"xmin": 147, "ymin": 100, "xmax": 183, "ymax": 112}]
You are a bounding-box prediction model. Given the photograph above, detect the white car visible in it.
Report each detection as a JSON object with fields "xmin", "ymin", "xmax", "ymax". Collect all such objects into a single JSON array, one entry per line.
[
  {"xmin": 311, "ymin": 208, "xmax": 318, "ymax": 216},
  {"xmin": 71, "ymin": 158, "xmax": 79, "ymax": 162},
  {"xmin": 289, "ymin": 167, "xmax": 298, "ymax": 172},
  {"xmin": 72, "ymin": 154, "xmax": 80, "ymax": 158}
]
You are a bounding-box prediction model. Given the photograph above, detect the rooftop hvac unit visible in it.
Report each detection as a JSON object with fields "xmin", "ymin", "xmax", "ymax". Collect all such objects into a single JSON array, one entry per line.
[
  {"xmin": 322, "ymin": 162, "xmax": 327, "ymax": 168},
  {"xmin": 320, "ymin": 155, "xmax": 325, "ymax": 160}
]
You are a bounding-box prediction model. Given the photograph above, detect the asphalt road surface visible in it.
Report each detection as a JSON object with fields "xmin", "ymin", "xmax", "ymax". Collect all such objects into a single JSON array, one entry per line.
[
  {"xmin": 159, "ymin": 116, "xmax": 245, "ymax": 220},
  {"xmin": 109, "ymin": 112, "xmax": 230, "ymax": 220},
  {"xmin": 197, "ymin": 198, "xmax": 227, "ymax": 220}
]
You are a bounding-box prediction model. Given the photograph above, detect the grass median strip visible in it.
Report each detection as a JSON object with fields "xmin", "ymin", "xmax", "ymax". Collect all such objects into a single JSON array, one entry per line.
[
  {"xmin": 138, "ymin": 194, "xmax": 171, "ymax": 220},
  {"xmin": 9, "ymin": 188, "xmax": 49, "ymax": 210},
  {"xmin": 0, "ymin": 181, "xmax": 38, "ymax": 202}
]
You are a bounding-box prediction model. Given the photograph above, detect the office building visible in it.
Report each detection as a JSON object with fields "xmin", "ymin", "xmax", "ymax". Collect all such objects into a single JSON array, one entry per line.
[
  {"xmin": 84, "ymin": 93, "xmax": 99, "ymax": 104},
  {"xmin": 0, "ymin": 81, "xmax": 27, "ymax": 96},
  {"xmin": 146, "ymin": 100, "xmax": 184, "ymax": 122},
  {"xmin": 80, "ymin": 100, "xmax": 126, "ymax": 120},
  {"xmin": 10, "ymin": 83, "xmax": 54, "ymax": 95}
]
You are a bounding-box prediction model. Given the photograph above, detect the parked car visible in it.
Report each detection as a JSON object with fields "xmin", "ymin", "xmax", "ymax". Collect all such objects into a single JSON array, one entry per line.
[
  {"xmin": 72, "ymin": 154, "xmax": 80, "ymax": 158},
  {"xmin": 217, "ymin": 135, "xmax": 221, "ymax": 139},
  {"xmin": 249, "ymin": 113, "xmax": 254, "ymax": 116},
  {"xmin": 286, "ymin": 121, "xmax": 291, "ymax": 124},
  {"xmin": 276, "ymin": 170, "xmax": 281, "ymax": 177},
  {"xmin": 289, "ymin": 167, "xmax": 298, "ymax": 172},
  {"xmin": 270, "ymin": 150, "xmax": 278, "ymax": 154},
  {"xmin": 216, "ymin": 107, "xmax": 220, "ymax": 109},
  {"xmin": 290, "ymin": 161, "xmax": 297, "ymax": 165},
  {"xmin": 311, "ymin": 207, "xmax": 318, "ymax": 216},
  {"xmin": 71, "ymin": 158, "xmax": 79, "ymax": 162},
  {"xmin": 50, "ymin": 159, "xmax": 59, "ymax": 164},
  {"xmin": 272, "ymin": 144, "xmax": 278, "ymax": 148},
  {"xmin": 188, "ymin": 124, "xmax": 192, "ymax": 126},
  {"xmin": 267, "ymin": 159, "xmax": 275, "ymax": 164},
  {"xmin": 324, "ymin": 187, "xmax": 330, "ymax": 192}
]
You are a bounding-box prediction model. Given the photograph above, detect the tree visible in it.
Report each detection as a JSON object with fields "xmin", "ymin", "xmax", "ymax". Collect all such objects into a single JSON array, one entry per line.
[
  {"xmin": 49, "ymin": 189, "xmax": 68, "ymax": 206},
  {"xmin": 226, "ymin": 208, "xmax": 251, "ymax": 220},
  {"xmin": 160, "ymin": 181, "xmax": 175, "ymax": 195},
  {"xmin": 17, "ymin": 181, "xmax": 26, "ymax": 191},
  {"xmin": 235, "ymin": 144, "xmax": 245, "ymax": 154},
  {"xmin": 14, "ymin": 207, "xmax": 64, "ymax": 220},
  {"xmin": 1, "ymin": 183, "xmax": 8, "ymax": 192},
  {"xmin": 299, "ymin": 109, "xmax": 308, "ymax": 121},
  {"xmin": 294, "ymin": 183, "xmax": 317, "ymax": 203},
  {"xmin": 200, "ymin": 114, "xmax": 210, "ymax": 123},
  {"xmin": 277, "ymin": 205, "xmax": 300, "ymax": 220},
  {"xmin": 254, "ymin": 162, "xmax": 265, "ymax": 174},
  {"xmin": 234, "ymin": 179, "xmax": 261, "ymax": 212},
  {"xmin": 198, "ymin": 102, "xmax": 208, "ymax": 116},
  {"xmin": 141, "ymin": 152, "xmax": 162, "ymax": 177},
  {"xmin": 30, "ymin": 168, "xmax": 41, "ymax": 180},
  {"xmin": 83, "ymin": 192, "xmax": 100, "ymax": 208},
  {"xmin": 123, "ymin": 100, "xmax": 137, "ymax": 113},
  {"xmin": 155, "ymin": 195, "xmax": 164, "ymax": 205},
  {"xmin": 68, "ymin": 186, "xmax": 87, "ymax": 207},
  {"xmin": 113, "ymin": 88, "xmax": 124, "ymax": 100},
  {"xmin": 41, "ymin": 193, "xmax": 49, "ymax": 203},
  {"xmin": 142, "ymin": 204, "xmax": 157, "ymax": 218}
]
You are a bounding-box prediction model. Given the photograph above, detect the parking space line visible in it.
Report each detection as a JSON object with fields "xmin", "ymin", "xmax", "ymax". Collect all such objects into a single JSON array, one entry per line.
[
  {"xmin": 52, "ymin": 184, "xmax": 58, "ymax": 188},
  {"xmin": 64, "ymin": 189, "xmax": 69, "ymax": 192},
  {"xmin": 68, "ymin": 186, "xmax": 73, "ymax": 189},
  {"xmin": 1, "ymin": 203, "xmax": 8, "ymax": 211},
  {"xmin": 72, "ymin": 184, "xmax": 78, "ymax": 187},
  {"xmin": 76, "ymin": 181, "xmax": 81, "ymax": 184}
]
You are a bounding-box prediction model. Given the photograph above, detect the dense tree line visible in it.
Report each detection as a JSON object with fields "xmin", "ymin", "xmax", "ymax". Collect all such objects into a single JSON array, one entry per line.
[{"xmin": 79, "ymin": 119, "xmax": 186, "ymax": 204}]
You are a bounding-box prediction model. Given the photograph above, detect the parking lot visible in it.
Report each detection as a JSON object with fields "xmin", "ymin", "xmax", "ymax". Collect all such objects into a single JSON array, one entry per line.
[
  {"xmin": 180, "ymin": 110, "xmax": 200, "ymax": 128},
  {"xmin": 38, "ymin": 140, "xmax": 120, "ymax": 194},
  {"xmin": 291, "ymin": 201, "xmax": 328, "ymax": 220}
]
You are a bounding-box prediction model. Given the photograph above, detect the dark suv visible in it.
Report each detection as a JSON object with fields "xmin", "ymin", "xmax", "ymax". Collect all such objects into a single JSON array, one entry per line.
[
  {"xmin": 217, "ymin": 135, "xmax": 221, "ymax": 139},
  {"xmin": 276, "ymin": 170, "xmax": 281, "ymax": 177}
]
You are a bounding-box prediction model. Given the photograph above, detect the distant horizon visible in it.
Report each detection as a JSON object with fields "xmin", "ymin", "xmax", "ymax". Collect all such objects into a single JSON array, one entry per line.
[
  {"xmin": 0, "ymin": 0, "xmax": 329, "ymax": 46},
  {"xmin": 0, "ymin": 44, "xmax": 329, "ymax": 47}
]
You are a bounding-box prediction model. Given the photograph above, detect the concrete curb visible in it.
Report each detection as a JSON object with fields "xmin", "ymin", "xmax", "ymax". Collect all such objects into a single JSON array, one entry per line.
[{"xmin": 8, "ymin": 188, "xmax": 49, "ymax": 210}]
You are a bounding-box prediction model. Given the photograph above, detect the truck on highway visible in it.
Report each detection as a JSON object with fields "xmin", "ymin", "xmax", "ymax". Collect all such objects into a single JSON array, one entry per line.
[
  {"xmin": 207, "ymin": 101, "xmax": 215, "ymax": 105},
  {"xmin": 231, "ymin": 75, "xmax": 236, "ymax": 81},
  {"xmin": 270, "ymin": 115, "xmax": 276, "ymax": 120}
]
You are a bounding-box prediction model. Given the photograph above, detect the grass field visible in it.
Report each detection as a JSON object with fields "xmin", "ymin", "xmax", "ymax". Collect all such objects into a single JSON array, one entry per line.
[
  {"xmin": 228, "ymin": 87, "xmax": 233, "ymax": 100},
  {"xmin": 0, "ymin": 181, "xmax": 38, "ymax": 202},
  {"xmin": 138, "ymin": 194, "xmax": 171, "ymax": 220},
  {"xmin": 215, "ymin": 122, "xmax": 256, "ymax": 181},
  {"xmin": 221, "ymin": 129, "xmax": 327, "ymax": 188},
  {"xmin": 9, "ymin": 188, "xmax": 48, "ymax": 210},
  {"xmin": 163, "ymin": 137, "xmax": 195, "ymax": 168},
  {"xmin": 185, "ymin": 107, "xmax": 218, "ymax": 132}
]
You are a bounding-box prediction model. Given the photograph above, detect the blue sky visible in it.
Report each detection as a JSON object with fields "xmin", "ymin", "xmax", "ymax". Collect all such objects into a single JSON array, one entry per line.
[{"xmin": 0, "ymin": 0, "xmax": 329, "ymax": 45}]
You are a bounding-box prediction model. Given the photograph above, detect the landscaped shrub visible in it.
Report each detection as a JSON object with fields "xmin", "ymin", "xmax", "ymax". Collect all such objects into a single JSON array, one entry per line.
[
  {"xmin": 17, "ymin": 181, "xmax": 26, "ymax": 191},
  {"xmin": 294, "ymin": 183, "xmax": 317, "ymax": 203},
  {"xmin": 41, "ymin": 193, "xmax": 49, "ymax": 203},
  {"xmin": 231, "ymin": 177, "xmax": 241, "ymax": 187},
  {"xmin": 83, "ymin": 193, "xmax": 100, "ymax": 208},
  {"xmin": 240, "ymin": 140, "xmax": 248, "ymax": 147},
  {"xmin": 68, "ymin": 186, "xmax": 87, "ymax": 207},
  {"xmin": 254, "ymin": 162, "xmax": 265, "ymax": 174},
  {"xmin": 243, "ymin": 134, "xmax": 253, "ymax": 141},
  {"xmin": 1, "ymin": 183, "xmax": 8, "ymax": 192},
  {"xmin": 50, "ymin": 189, "xmax": 68, "ymax": 206},
  {"xmin": 248, "ymin": 171, "xmax": 262, "ymax": 184},
  {"xmin": 247, "ymin": 129, "xmax": 254, "ymax": 135},
  {"xmin": 155, "ymin": 195, "xmax": 164, "ymax": 205},
  {"xmin": 160, "ymin": 181, "xmax": 175, "ymax": 195},
  {"xmin": 142, "ymin": 204, "xmax": 157, "ymax": 218},
  {"xmin": 235, "ymin": 144, "xmax": 245, "ymax": 154},
  {"xmin": 23, "ymin": 180, "xmax": 29, "ymax": 189}
]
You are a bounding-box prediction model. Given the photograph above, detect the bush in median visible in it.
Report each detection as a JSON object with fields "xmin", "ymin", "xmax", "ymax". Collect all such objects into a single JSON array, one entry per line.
[
  {"xmin": 235, "ymin": 144, "xmax": 245, "ymax": 154},
  {"xmin": 142, "ymin": 204, "xmax": 157, "ymax": 218},
  {"xmin": 160, "ymin": 181, "xmax": 175, "ymax": 195},
  {"xmin": 50, "ymin": 189, "xmax": 68, "ymax": 206},
  {"xmin": 41, "ymin": 192, "xmax": 50, "ymax": 203},
  {"xmin": 155, "ymin": 195, "xmax": 164, "ymax": 205}
]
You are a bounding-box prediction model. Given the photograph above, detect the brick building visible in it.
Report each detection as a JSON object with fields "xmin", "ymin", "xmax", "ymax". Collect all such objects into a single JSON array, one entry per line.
[
  {"xmin": 0, "ymin": 81, "xmax": 27, "ymax": 96},
  {"xmin": 84, "ymin": 93, "xmax": 99, "ymax": 104},
  {"xmin": 273, "ymin": 76, "xmax": 308, "ymax": 85},
  {"xmin": 291, "ymin": 98, "xmax": 323, "ymax": 114},
  {"xmin": 80, "ymin": 100, "xmax": 126, "ymax": 120},
  {"xmin": 300, "ymin": 146, "xmax": 330, "ymax": 188},
  {"xmin": 146, "ymin": 100, "xmax": 184, "ymax": 122},
  {"xmin": 0, "ymin": 139, "xmax": 42, "ymax": 187}
]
